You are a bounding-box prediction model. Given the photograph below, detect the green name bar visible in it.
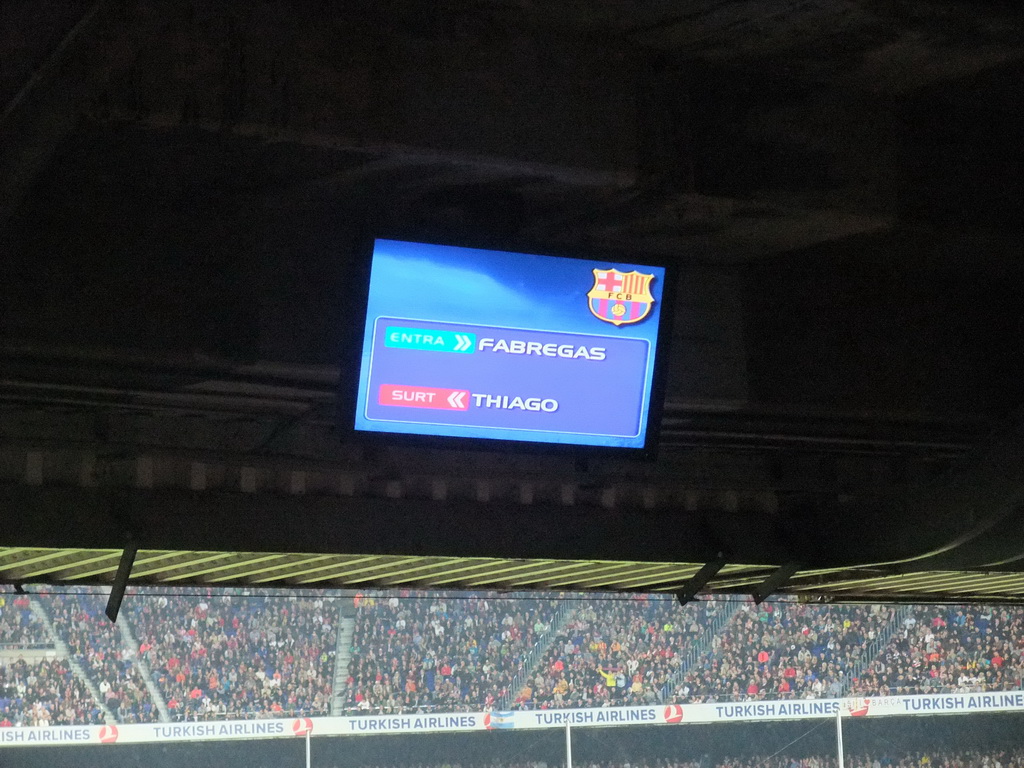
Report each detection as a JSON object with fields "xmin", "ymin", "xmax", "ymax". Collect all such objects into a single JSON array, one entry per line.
[{"xmin": 384, "ymin": 326, "xmax": 476, "ymax": 353}]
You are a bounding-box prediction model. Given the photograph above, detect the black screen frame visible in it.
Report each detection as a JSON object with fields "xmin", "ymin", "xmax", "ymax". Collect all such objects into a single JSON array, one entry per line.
[{"xmin": 336, "ymin": 232, "xmax": 677, "ymax": 461}]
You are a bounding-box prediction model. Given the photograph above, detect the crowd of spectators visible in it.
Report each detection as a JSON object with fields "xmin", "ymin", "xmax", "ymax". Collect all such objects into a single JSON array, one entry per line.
[
  {"xmin": 7, "ymin": 587, "xmax": 1024, "ymax": 729},
  {"xmin": 346, "ymin": 592, "xmax": 562, "ymax": 714},
  {"xmin": 672, "ymin": 602, "xmax": 895, "ymax": 702},
  {"xmin": 128, "ymin": 591, "xmax": 337, "ymax": 720},
  {"xmin": 298, "ymin": 753, "xmax": 1024, "ymax": 768},
  {"xmin": 46, "ymin": 590, "xmax": 160, "ymax": 723},
  {"xmin": 19, "ymin": 750, "xmax": 1024, "ymax": 768},
  {"xmin": 0, "ymin": 593, "xmax": 45, "ymax": 647},
  {"xmin": 511, "ymin": 595, "xmax": 719, "ymax": 710},
  {"xmin": 0, "ymin": 657, "xmax": 105, "ymax": 726},
  {"xmin": 844, "ymin": 752, "xmax": 1024, "ymax": 768},
  {"xmin": 716, "ymin": 751, "xmax": 1024, "ymax": 768},
  {"xmin": 851, "ymin": 606, "xmax": 1024, "ymax": 697}
]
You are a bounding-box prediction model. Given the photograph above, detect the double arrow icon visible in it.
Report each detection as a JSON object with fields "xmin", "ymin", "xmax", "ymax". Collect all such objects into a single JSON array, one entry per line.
[
  {"xmin": 453, "ymin": 334, "xmax": 473, "ymax": 352},
  {"xmin": 447, "ymin": 390, "xmax": 467, "ymax": 408}
]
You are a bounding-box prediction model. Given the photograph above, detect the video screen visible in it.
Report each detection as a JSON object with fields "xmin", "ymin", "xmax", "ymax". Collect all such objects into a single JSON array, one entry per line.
[{"xmin": 352, "ymin": 239, "xmax": 668, "ymax": 449}]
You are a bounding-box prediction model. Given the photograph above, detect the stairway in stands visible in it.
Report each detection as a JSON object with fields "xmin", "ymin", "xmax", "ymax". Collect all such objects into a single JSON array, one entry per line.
[
  {"xmin": 660, "ymin": 599, "xmax": 744, "ymax": 701},
  {"xmin": 498, "ymin": 599, "xmax": 578, "ymax": 710},
  {"xmin": 115, "ymin": 608, "xmax": 171, "ymax": 721},
  {"xmin": 28, "ymin": 597, "xmax": 116, "ymax": 724},
  {"xmin": 330, "ymin": 602, "xmax": 356, "ymax": 715},
  {"xmin": 839, "ymin": 603, "xmax": 914, "ymax": 695}
]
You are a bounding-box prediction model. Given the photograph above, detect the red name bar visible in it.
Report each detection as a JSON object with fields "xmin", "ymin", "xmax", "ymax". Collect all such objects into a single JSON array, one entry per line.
[{"xmin": 378, "ymin": 384, "xmax": 470, "ymax": 411}]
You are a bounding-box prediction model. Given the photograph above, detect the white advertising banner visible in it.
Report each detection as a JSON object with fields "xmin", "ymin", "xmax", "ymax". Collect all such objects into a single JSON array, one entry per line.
[{"xmin": 3, "ymin": 691, "xmax": 1024, "ymax": 748}]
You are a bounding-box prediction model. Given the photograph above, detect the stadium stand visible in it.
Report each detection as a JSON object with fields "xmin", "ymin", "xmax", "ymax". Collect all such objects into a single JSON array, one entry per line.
[
  {"xmin": 46, "ymin": 590, "xmax": 160, "ymax": 723},
  {"xmin": 0, "ymin": 590, "xmax": 107, "ymax": 727},
  {"xmin": 346, "ymin": 592, "xmax": 563, "ymax": 714},
  {"xmin": 0, "ymin": 593, "xmax": 46, "ymax": 648},
  {"xmin": 4, "ymin": 588, "xmax": 1024, "ymax": 728},
  {"xmin": 127, "ymin": 591, "xmax": 338, "ymax": 720},
  {"xmin": 511, "ymin": 594, "xmax": 717, "ymax": 709},
  {"xmin": 851, "ymin": 605, "xmax": 1024, "ymax": 696},
  {"xmin": 0, "ymin": 656, "xmax": 104, "ymax": 727},
  {"xmin": 671, "ymin": 601, "xmax": 897, "ymax": 701}
]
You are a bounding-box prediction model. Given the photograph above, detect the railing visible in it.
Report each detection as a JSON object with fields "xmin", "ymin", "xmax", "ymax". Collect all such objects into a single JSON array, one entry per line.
[
  {"xmin": 498, "ymin": 599, "xmax": 576, "ymax": 710},
  {"xmin": 169, "ymin": 706, "xmax": 331, "ymax": 722},
  {"xmin": 840, "ymin": 603, "xmax": 914, "ymax": 695},
  {"xmin": 660, "ymin": 599, "xmax": 744, "ymax": 701},
  {"xmin": 0, "ymin": 641, "xmax": 54, "ymax": 651},
  {"xmin": 27, "ymin": 596, "xmax": 117, "ymax": 724},
  {"xmin": 180, "ymin": 679, "xmax": 1024, "ymax": 718},
  {"xmin": 848, "ymin": 680, "xmax": 1024, "ymax": 697},
  {"xmin": 330, "ymin": 614, "xmax": 356, "ymax": 715},
  {"xmin": 338, "ymin": 702, "xmax": 476, "ymax": 717},
  {"xmin": 113, "ymin": 610, "xmax": 171, "ymax": 723}
]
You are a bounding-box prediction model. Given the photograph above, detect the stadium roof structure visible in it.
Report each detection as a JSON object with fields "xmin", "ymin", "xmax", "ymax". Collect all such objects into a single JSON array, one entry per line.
[
  {"xmin": 7, "ymin": 547, "xmax": 1024, "ymax": 603},
  {"xmin": 3, "ymin": 1, "xmax": 1024, "ymax": 604},
  {"xmin": 3, "ymin": 348, "xmax": 1024, "ymax": 603}
]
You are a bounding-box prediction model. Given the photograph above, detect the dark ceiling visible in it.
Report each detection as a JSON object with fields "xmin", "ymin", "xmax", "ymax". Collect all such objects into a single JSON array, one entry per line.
[{"xmin": 1, "ymin": 0, "xmax": 1023, "ymax": 600}]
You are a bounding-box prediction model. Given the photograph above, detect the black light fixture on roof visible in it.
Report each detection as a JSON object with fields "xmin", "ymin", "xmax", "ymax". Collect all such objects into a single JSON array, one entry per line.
[
  {"xmin": 751, "ymin": 562, "xmax": 801, "ymax": 605},
  {"xmin": 105, "ymin": 542, "xmax": 138, "ymax": 624},
  {"xmin": 675, "ymin": 555, "xmax": 727, "ymax": 607}
]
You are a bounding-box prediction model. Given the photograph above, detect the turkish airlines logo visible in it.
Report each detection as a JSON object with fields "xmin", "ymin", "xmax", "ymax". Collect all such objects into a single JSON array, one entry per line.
[
  {"xmin": 98, "ymin": 724, "xmax": 119, "ymax": 744},
  {"xmin": 292, "ymin": 718, "xmax": 314, "ymax": 736},
  {"xmin": 848, "ymin": 698, "xmax": 871, "ymax": 717},
  {"xmin": 663, "ymin": 704, "xmax": 684, "ymax": 723}
]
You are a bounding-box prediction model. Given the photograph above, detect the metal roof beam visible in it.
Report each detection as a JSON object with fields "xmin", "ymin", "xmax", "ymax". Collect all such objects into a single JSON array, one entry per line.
[
  {"xmin": 248, "ymin": 555, "xmax": 383, "ymax": 584},
  {"xmin": 205, "ymin": 554, "xmax": 341, "ymax": 583},
  {"xmin": 159, "ymin": 554, "xmax": 290, "ymax": 582},
  {"xmin": 543, "ymin": 562, "xmax": 695, "ymax": 590},
  {"xmin": 129, "ymin": 552, "xmax": 228, "ymax": 578},
  {"xmin": 4, "ymin": 549, "xmax": 85, "ymax": 574},
  {"xmin": 410, "ymin": 560, "xmax": 561, "ymax": 586},
  {"xmin": 374, "ymin": 559, "xmax": 510, "ymax": 586},
  {"xmin": 470, "ymin": 562, "xmax": 608, "ymax": 588},
  {"xmin": 290, "ymin": 556, "xmax": 425, "ymax": 585},
  {"xmin": 32, "ymin": 551, "xmax": 123, "ymax": 580}
]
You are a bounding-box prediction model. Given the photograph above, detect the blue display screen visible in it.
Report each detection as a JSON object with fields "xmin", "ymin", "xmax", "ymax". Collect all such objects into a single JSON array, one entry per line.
[{"xmin": 353, "ymin": 239, "xmax": 668, "ymax": 449}]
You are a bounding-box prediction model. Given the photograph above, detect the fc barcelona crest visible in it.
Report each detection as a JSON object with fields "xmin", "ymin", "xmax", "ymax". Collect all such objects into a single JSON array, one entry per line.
[{"xmin": 587, "ymin": 269, "xmax": 655, "ymax": 326}]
